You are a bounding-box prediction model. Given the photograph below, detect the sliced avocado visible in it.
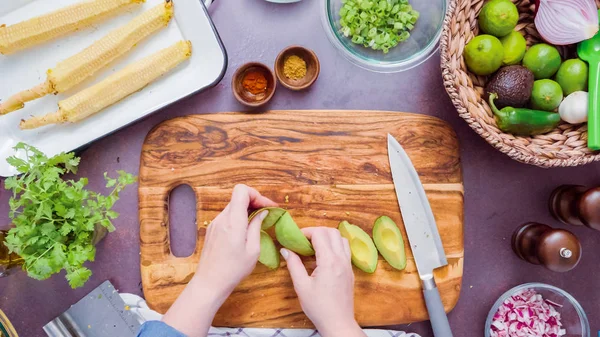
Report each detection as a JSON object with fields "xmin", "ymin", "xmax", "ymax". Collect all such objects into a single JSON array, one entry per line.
[
  {"xmin": 338, "ymin": 221, "xmax": 378, "ymax": 273},
  {"xmin": 259, "ymin": 230, "xmax": 279, "ymax": 269},
  {"xmin": 372, "ymin": 216, "xmax": 406, "ymax": 271},
  {"xmin": 275, "ymin": 212, "xmax": 315, "ymax": 256},
  {"xmin": 249, "ymin": 207, "xmax": 287, "ymax": 230}
]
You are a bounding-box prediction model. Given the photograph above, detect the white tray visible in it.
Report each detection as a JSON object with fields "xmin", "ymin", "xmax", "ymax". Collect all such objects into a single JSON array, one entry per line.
[{"xmin": 0, "ymin": 0, "xmax": 227, "ymax": 177}]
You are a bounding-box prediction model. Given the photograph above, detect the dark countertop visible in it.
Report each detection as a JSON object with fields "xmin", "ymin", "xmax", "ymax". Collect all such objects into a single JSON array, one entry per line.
[{"xmin": 1, "ymin": 0, "xmax": 599, "ymax": 336}]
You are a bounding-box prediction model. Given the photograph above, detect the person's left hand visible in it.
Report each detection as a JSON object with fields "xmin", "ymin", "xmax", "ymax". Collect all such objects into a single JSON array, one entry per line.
[
  {"xmin": 162, "ymin": 185, "xmax": 277, "ymax": 337},
  {"xmin": 194, "ymin": 184, "xmax": 277, "ymax": 298}
]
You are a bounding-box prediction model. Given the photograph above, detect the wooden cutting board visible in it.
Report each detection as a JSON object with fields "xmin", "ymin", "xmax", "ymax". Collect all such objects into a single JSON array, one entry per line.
[{"xmin": 139, "ymin": 110, "xmax": 464, "ymax": 328}]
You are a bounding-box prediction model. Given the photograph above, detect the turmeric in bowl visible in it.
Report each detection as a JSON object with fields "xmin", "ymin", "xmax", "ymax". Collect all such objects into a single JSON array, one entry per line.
[{"xmin": 283, "ymin": 55, "xmax": 307, "ymax": 80}]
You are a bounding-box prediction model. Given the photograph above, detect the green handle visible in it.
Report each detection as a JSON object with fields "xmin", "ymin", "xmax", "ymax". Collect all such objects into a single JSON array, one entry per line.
[{"xmin": 589, "ymin": 58, "xmax": 600, "ymax": 150}]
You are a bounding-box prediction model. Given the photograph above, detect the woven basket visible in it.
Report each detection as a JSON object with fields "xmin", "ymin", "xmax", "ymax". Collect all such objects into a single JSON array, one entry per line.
[{"xmin": 441, "ymin": 0, "xmax": 600, "ymax": 167}]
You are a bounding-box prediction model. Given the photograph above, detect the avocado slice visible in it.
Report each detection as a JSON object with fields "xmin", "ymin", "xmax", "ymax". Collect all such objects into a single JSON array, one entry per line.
[
  {"xmin": 275, "ymin": 212, "xmax": 315, "ymax": 256},
  {"xmin": 372, "ymin": 216, "xmax": 406, "ymax": 271},
  {"xmin": 259, "ymin": 230, "xmax": 280, "ymax": 269},
  {"xmin": 249, "ymin": 207, "xmax": 287, "ymax": 230},
  {"xmin": 338, "ymin": 221, "xmax": 378, "ymax": 273}
]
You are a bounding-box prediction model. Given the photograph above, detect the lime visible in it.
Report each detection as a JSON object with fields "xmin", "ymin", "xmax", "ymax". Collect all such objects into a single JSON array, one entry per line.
[
  {"xmin": 464, "ymin": 35, "xmax": 504, "ymax": 76},
  {"xmin": 531, "ymin": 79, "xmax": 563, "ymax": 111},
  {"xmin": 522, "ymin": 44, "xmax": 562, "ymax": 79},
  {"xmin": 479, "ymin": 0, "xmax": 519, "ymax": 37},
  {"xmin": 500, "ymin": 31, "xmax": 526, "ymax": 65},
  {"xmin": 555, "ymin": 59, "xmax": 589, "ymax": 96}
]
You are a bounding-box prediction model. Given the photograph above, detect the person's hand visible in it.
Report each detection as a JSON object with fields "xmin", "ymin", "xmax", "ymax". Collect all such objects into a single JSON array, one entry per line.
[
  {"xmin": 281, "ymin": 227, "xmax": 367, "ymax": 337},
  {"xmin": 162, "ymin": 184, "xmax": 276, "ymax": 337},
  {"xmin": 194, "ymin": 184, "xmax": 277, "ymax": 298}
]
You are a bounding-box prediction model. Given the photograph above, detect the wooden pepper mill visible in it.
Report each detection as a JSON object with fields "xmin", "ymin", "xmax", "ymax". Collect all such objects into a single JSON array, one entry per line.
[
  {"xmin": 549, "ymin": 185, "xmax": 600, "ymax": 231},
  {"xmin": 512, "ymin": 222, "xmax": 582, "ymax": 272}
]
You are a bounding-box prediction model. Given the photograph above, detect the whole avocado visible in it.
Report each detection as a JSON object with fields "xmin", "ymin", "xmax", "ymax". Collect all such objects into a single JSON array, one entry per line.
[{"xmin": 486, "ymin": 65, "xmax": 535, "ymax": 109}]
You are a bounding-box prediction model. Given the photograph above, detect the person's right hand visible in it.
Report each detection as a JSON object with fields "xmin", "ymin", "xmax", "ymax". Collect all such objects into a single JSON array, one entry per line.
[{"xmin": 280, "ymin": 227, "xmax": 367, "ymax": 337}]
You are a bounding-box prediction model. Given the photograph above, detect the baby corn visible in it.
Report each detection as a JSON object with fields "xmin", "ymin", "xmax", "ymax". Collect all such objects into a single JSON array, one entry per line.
[
  {"xmin": 0, "ymin": 0, "xmax": 144, "ymax": 55},
  {"xmin": 20, "ymin": 40, "xmax": 192, "ymax": 130},
  {"xmin": 0, "ymin": 1, "xmax": 173, "ymax": 115}
]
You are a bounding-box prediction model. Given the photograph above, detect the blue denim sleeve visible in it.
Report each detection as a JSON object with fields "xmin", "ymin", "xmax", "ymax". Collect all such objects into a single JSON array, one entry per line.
[{"xmin": 136, "ymin": 320, "xmax": 187, "ymax": 337}]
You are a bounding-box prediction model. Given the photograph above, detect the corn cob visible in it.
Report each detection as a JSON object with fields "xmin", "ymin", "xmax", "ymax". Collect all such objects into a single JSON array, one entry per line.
[
  {"xmin": 0, "ymin": 1, "xmax": 173, "ymax": 115},
  {"xmin": 20, "ymin": 40, "xmax": 192, "ymax": 130},
  {"xmin": 0, "ymin": 0, "xmax": 145, "ymax": 55}
]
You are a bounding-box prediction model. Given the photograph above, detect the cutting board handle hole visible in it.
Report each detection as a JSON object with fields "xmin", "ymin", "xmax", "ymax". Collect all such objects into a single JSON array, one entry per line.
[{"xmin": 168, "ymin": 184, "xmax": 198, "ymax": 258}]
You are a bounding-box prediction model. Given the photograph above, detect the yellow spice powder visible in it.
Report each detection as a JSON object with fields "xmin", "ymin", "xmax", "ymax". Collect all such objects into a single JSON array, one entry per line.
[{"xmin": 283, "ymin": 55, "xmax": 307, "ymax": 80}]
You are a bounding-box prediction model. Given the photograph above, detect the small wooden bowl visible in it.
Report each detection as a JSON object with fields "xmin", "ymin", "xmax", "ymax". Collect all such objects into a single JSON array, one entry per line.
[
  {"xmin": 232, "ymin": 62, "xmax": 276, "ymax": 107},
  {"xmin": 274, "ymin": 46, "xmax": 320, "ymax": 91}
]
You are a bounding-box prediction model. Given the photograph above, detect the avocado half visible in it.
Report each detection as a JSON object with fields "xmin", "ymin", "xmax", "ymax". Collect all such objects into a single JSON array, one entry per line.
[
  {"xmin": 338, "ymin": 221, "xmax": 378, "ymax": 273},
  {"xmin": 251, "ymin": 207, "xmax": 315, "ymax": 257},
  {"xmin": 372, "ymin": 216, "xmax": 407, "ymax": 271}
]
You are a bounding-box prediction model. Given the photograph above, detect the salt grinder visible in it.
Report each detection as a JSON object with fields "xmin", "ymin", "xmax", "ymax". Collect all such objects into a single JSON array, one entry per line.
[
  {"xmin": 512, "ymin": 222, "xmax": 581, "ymax": 272},
  {"xmin": 549, "ymin": 185, "xmax": 600, "ymax": 231}
]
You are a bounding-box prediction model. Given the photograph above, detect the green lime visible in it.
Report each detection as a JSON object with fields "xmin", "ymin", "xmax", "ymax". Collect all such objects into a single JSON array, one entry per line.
[
  {"xmin": 500, "ymin": 31, "xmax": 526, "ymax": 65},
  {"xmin": 555, "ymin": 59, "xmax": 589, "ymax": 96},
  {"xmin": 464, "ymin": 34, "xmax": 504, "ymax": 76},
  {"xmin": 479, "ymin": 0, "xmax": 519, "ymax": 37},
  {"xmin": 522, "ymin": 44, "xmax": 562, "ymax": 79},
  {"xmin": 531, "ymin": 79, "xmax": 563, "ymax": 111}
]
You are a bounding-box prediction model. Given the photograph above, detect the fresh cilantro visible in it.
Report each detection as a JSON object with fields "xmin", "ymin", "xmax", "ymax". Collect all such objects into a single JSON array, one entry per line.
[{"xmin": 3, "ymin": 143, "xmax": 136, "ymax": 288}]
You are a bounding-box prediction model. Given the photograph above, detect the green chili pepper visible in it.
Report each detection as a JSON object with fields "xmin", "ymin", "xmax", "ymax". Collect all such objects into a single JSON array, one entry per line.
[{"xmin": 488, "ymin": 93, "xmax": 561, "ymax": 136}]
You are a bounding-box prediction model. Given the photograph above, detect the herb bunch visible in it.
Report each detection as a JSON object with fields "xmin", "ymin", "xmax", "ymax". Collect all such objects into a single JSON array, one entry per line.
[{"xmin": 3, "ymin": 143, "xmax": 136, "ymax": 288}]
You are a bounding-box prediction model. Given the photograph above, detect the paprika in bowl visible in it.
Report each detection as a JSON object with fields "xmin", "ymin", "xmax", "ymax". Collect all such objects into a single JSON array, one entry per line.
[{"xmin": 232, "ymin": 62, "xmax": 277, "ymax": 107}]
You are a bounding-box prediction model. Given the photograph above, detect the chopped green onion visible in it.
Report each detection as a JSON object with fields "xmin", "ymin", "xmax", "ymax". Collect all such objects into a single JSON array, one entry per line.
[{"xmin": 338, "ymin": 0, "xmax": 419, "ymax": 53}]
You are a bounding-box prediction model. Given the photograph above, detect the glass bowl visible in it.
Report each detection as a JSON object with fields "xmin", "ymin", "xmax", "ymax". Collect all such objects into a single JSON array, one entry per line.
[
  {"xmin": 320, "ymin": 0, "xmax": 447, "ymax": 73},
  {"xmin": 485, "ymin": 283, "xmax": 590, "ymax": 337}
]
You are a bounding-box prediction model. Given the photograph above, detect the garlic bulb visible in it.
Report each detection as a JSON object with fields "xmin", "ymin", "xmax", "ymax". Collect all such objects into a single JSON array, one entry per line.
[{"xmin": 559, "ymin": 91, "xmax": 588, "ymax": 124}]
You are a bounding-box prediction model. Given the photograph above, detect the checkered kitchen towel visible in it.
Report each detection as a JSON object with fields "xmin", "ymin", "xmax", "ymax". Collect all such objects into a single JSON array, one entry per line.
[
  {"xmin": 123, "ymin": 294, "xmax": 420, "ymax": 337},
  {"xmin": 207, "ymin": 328, "xmax": 420, "ymax": 337}
]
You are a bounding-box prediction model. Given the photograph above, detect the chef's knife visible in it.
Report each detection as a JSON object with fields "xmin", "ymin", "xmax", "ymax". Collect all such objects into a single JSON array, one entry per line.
[{"xmin": 387, "ymin": 134, "xmax": 453, "ymax": 337}]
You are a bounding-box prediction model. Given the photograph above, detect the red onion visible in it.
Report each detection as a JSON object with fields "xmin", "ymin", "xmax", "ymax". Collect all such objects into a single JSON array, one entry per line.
[
  {"xmin": 535, "ymin": 0, "xmax": 599, "ymax": 45},
  {"xmin": 490, "ymin": 288, "xmax": 566, "ymax": 337}
]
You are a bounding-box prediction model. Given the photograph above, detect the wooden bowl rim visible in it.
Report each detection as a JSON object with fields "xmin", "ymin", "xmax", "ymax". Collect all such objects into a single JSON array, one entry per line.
[
  {"xmin": 274, "ymin": 45, "xmax": 320, "ymax": 91},
  {"xmin": 231, "ymin": 62, "xmax": 277, "ymax": 107}
]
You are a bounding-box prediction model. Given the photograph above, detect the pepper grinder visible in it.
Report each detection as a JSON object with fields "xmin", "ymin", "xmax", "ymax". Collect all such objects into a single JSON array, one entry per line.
[
  {"xmin": 511, "ymin": 222, "xmax": 582, "ymax": 272},
  {"xmin": 549, "ymin": 185, "xmax": 600, "ymax": 231}
]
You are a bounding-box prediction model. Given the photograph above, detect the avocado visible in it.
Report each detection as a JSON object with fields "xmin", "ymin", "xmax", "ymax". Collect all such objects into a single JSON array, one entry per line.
[
  {"xmin": 259, "ymin": 230, "xmax": 280, "ymax": 269},
  {"xmin": 485, "ymin": 65, "xmax": 535, "ymax": 109},
  {"xmin": 372, "ymin": 216, "xmax": 406, "ymax": 271},
  {"xmin": 250, "ymin": 207, "xmax": 287, "ymax": 230},
  {"xmin": 338, "ymin": 221, "xmax": 378, "ymax": 273},
  {"xmin": 274, "ymin": 212, "xmax": 315, "ymax": 256}
]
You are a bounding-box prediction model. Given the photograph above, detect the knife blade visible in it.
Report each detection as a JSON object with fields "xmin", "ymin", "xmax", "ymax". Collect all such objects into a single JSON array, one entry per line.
[{"xmin": 387, "ymin": 134, "xmax": 453, "ymax": 337}]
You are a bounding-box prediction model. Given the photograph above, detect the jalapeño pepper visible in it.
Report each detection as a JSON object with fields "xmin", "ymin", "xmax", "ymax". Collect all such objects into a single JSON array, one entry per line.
[{"xmin": 489, "ymin": 93, "xmax": 561, "ymax": 136}]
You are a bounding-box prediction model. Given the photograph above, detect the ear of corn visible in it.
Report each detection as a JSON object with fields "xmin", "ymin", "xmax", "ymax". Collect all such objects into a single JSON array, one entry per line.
[
  {"xmin": 0, "ymin": 0, "xmax": 172, "ymax": 115},
  {"xmin": 50, "ymin": 0, "xmax": 173, "ymax": 93},
  {"xmin": 0, "ymin": 0, "xmax": 145, "ymax": 55},
  {"xmin": 20, "ymin": 40, "xmax": 192, "ymax": 130}
]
